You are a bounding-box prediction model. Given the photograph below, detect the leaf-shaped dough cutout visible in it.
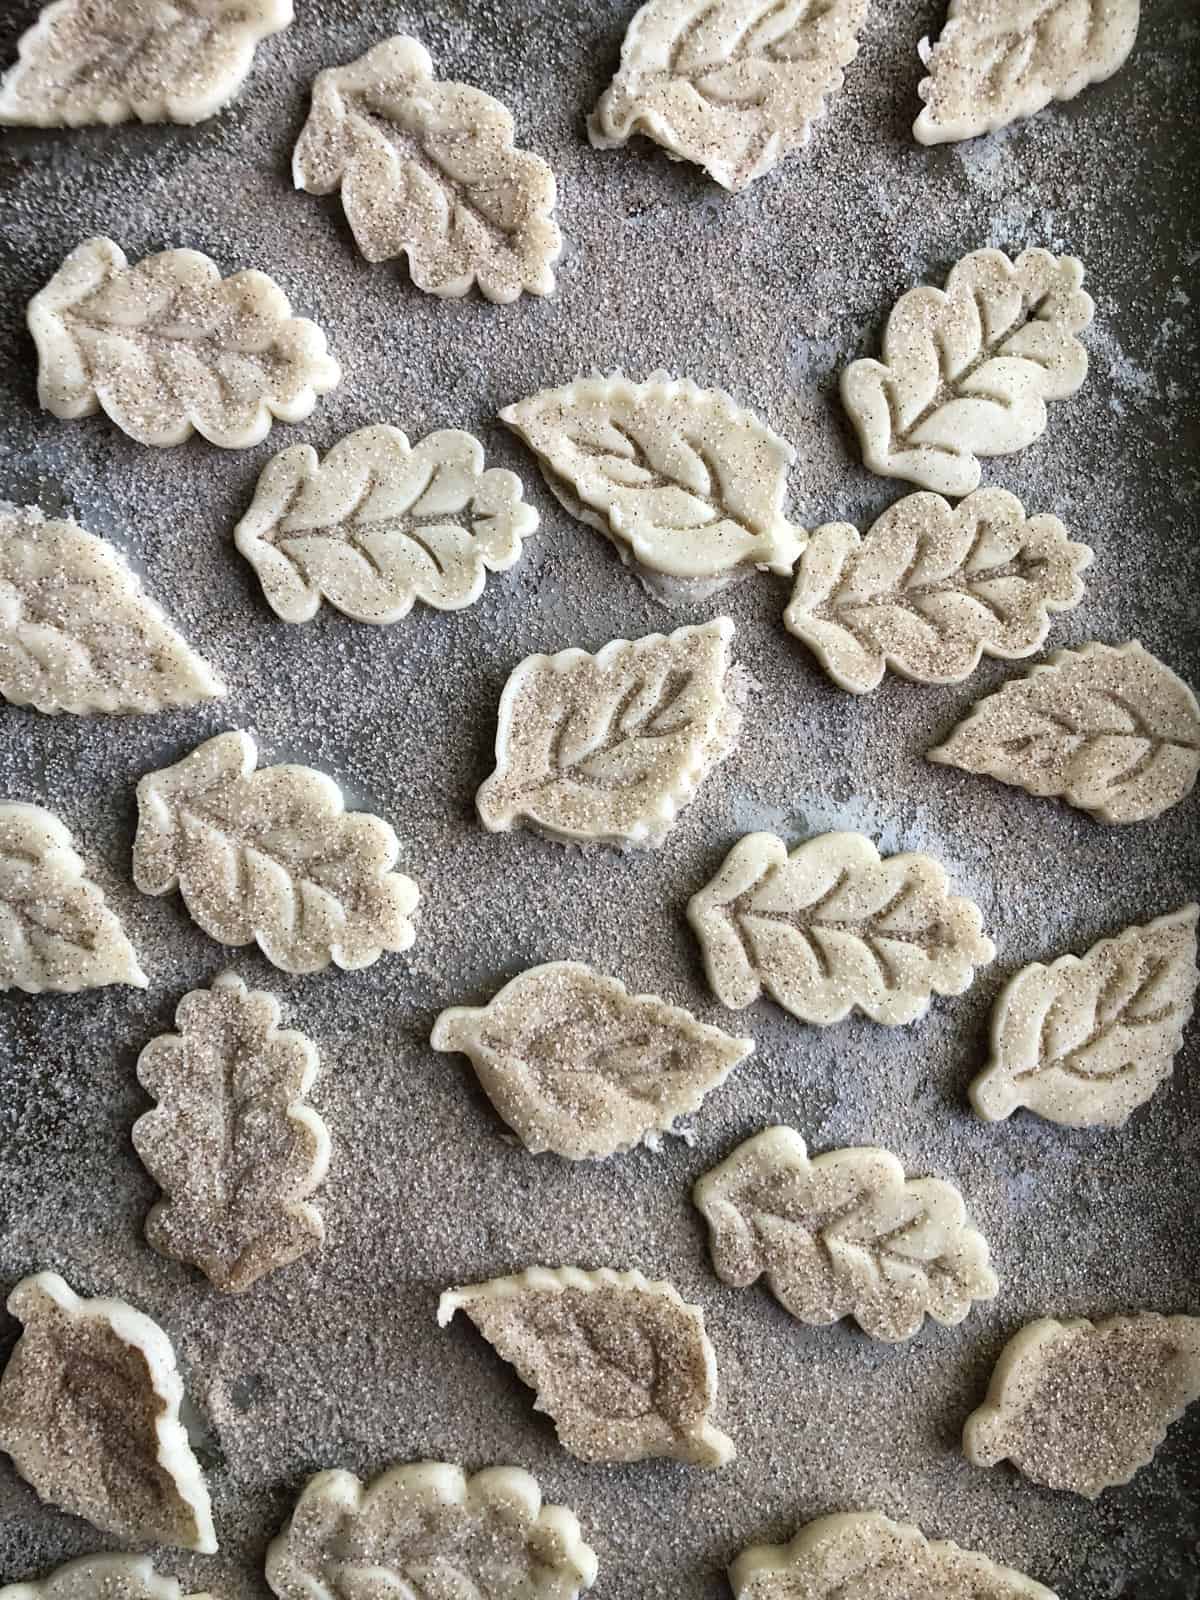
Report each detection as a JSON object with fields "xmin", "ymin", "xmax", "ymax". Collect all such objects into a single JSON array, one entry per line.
[
  {"xmin": 972, "ymin": 905, "xmax": 1199, "ymax": 1127},
  {"xmin": 265, "ymin": 1460, "xmax": 598, "ymax": 1600},
  {"xmin": 784, "ymin": 489, "xmax": 1091, "ymax": 693},
  {"xmin": 477, "ymin": 618, "xmax": 741, "ymax": 849},
  {"xmin": 589, "ymin": 0, "xmax": 870, "ymax": 191},
  {"xmin": 432, "ymin": 961, "xmax": 754, "ymax": 1160},
  {"xmin": 0, "ymin": 0, "xmax": 291, "ymax": 127},
  {"xmin": 133, "ymin": 972, "xmax": 330, "ymax": 1292},
  {"xmin": 1, "ymin": 502, "xmax": 225, "ymax": 714},
  {"xmin": 293, "ymin": 35, "xmax": 561, "ymax": 304},
  {"xmin": 132, "ymin": 730, "xmax": 420, "ymax": 973},
  {"xmin": 0, "ymin": 802, "xmax": 146, "ymax": 993},
  {"xmin": 500, "ymin": 375, "xmax": 805, "ymax": 603},
  {"xmin": 914, "ymin": 0, "xmax": 1141, "ymax": 145},
  {"xmin": 235, "ymin": 424, "xmax": 538, "ymax": 624},
  {"xmin": 0, "ymin": 1272, "xmax": 216, "ymax": 1552},
  {"xmin": 840, "ymin": 248, "xmax": 1094, "ymax": 496},
  {"xmin": 964, "ymin": 1312, "xmax": 1200, "ymax": 1498},
  {"xmin": 0, "ymin": 1555, "xmax": 209, "ymax": 1600},
  {"xmin": 438, "ymin": 1265, "xmax": 735, "ymax": 1467},
  {"xmin": 695, "ymin": 1127, "xmax": 997, "ymax": 1341},
  {"xmin": 28, "ymin": 237, "xmax": 340, "ymax": 449},
  {"xmin": 929, "ymin": 641, "xmax": 1200, "ymax": 823},
  {"xmin": 730, "ymin": 1510, "xmax": 1057, "ymax": 1599},
  {"xmin": 689, "ymin": 830, "xmax": 994, "ymax": 1025}
]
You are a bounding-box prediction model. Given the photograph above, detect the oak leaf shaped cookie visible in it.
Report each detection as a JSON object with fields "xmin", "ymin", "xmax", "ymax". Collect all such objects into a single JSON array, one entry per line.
[
  {"xmin": 914, "ymin": 0, "xmax": 1140, "ymax": 145},
  {"xmin": 265, "ymin": 1461, "xmax": 598, "ymax": 1600},
  {"xmin": 235, "ymin": 423, "xmax": 538, "ymax": 624},
  {"xmin": 929, "ymin": 641, "xmax": 1200, "ymax": 823},
  {"xmin": 695, "ymin": 1127, "xmax": 997, "ymax": 1341},
  {"xmin": 293, "ymin": 35, "xmax": 561, "ymax": 304},
  {"xmin": 0, "ymin": 1272, "xmax": 216, "ymax": 1552},
  {"xmin": 0, "ymin": 802, "xmax": 146, "ymax": 993},
  {"xmin": 133, "ymin": 972, "xmax": 330, "ymax": 1293},
  {"xmin": 477, "ymin": 618, "xmax": 741, "ymax": 848},
  {"xmin": 132, "ymin": 730, "xmax": 420, "ymax": 973},
  {"xmin": 0, "ymin": 1555, "xmax": 209, "ymax": 1600},
  {"xmin": 784, "ymin": 489, "xmax": 1090, "ymax": 693},
  {"xmin": 972, "ymin": 905, "xmax": 1198, "ymax": 1127},
  {"xmin": 689, "ymin": 830, "xmax": 994, "ymax": 1025},
  {"xmin": 1, "ymin": 502, "xmax": 225, "ymax": 714},
  {"xmin": 438, "ymin": 1265, "xmax": 735, "ymax": 1467},
  {"xmin": 28, "ymin": 237, "xmax": 340, "ymax": 449},
  {"xmin": 964, "ymin": 1312, "xmax": 1200, "ymax": 1498},
  {"xmin": 840, "ymin": 248, "xmax": 1094, "ymax": 496},
  {"xmin": 500, "ymin": 375, "xmax": 804, "ymax": 604},
  {"xmin": 730, "ymin": 1510, "xmax": 1056, "ymax": 1599},
  {"xmin": 432, "ymin": 961, "xmax": 753, "ymax": 1159},
  {"xmin": 589, "ymin": 0, "xmax": 869, "ymax": 191}
]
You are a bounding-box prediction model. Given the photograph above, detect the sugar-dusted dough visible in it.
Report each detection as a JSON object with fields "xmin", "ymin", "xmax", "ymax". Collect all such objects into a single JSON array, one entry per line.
[
  {"xmin": 0, "ymin": 1272, "xmax": 216, "ymax": 1552},
  {"xmin": 0, "ymin": 1555, "xmax": 210, "ymax": 1600}
]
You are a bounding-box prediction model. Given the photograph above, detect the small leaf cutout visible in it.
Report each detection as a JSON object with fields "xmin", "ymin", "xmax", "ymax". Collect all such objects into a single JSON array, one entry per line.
[{"xmin": 0, "ymin": 1555, "xmax": 194, "ymax": 1600}]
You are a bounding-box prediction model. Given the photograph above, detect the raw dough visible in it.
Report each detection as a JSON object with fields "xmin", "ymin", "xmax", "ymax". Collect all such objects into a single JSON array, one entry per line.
[{"xmin": 0, "ymin": 1555, "xmax": 209, "ymax": 1600}]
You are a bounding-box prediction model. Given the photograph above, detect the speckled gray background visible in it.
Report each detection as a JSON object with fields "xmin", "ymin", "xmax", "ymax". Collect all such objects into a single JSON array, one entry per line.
[{"xmin": 1, "ymin": 1, "xmax": 1198, "ymax": 1596}]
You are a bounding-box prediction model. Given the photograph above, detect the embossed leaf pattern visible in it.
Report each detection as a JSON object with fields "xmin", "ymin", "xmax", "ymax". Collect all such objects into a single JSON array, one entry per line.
[
  {"xmin": 589, "ymin": 0, "xmax": 870, "ymax": 191},
  {"xmin": 840, "ymin": 247, "xmax": 1094, "ymax": 496},
  {"xmin": 0, "ymin": 1554, "xmax": 189, "ymax": 1600},
  {"xmin": 132, "ymin": 731, "xmax": 419, "ymax": 973},
  {"xmin": 235, "ymin": 424, "xmax": 538, "ymax": 624},
  {"xmin": 784, "ymin": 489, "xmax": 1091, "ymax": 693},
  {"xmin": 929, "ymin": 641, "xmax": 1200, "ymax": 823},
  {"xmin": 293, "ymin": 35, "xmax": 561, "ymax": 303}
]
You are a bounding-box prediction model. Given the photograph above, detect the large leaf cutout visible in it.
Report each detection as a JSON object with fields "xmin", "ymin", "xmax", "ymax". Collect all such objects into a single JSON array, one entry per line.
[
  {"xmin": 929, "ymin": 641, "xmax": 1200, "ymax": 823},
  {"xmin": 132, "ymin": 730, "xmax": 419, "ymax": 973},
  {"xmin": 840, "ymin": 247, "xmax": 1094, "ymax": 496},
  {"xmin": 0, "ymin": 801, "xmax": 146, "ymax": 993},
  {"xmin": 293, "ymin": 35, "xmax": 561, "ymax": 304},
  {"xmin": 972, "ymin": 905, "xmax": 1198, "ymax": 1127},
  {"xmin": 915, "ymin": 0, "xmax": 1141, "ymax": 145},
  {"xmin": 235, "ymin": 424, "xmax": 538, "ymax": 624},
  {"xmin": 0, "ymin": 1272, "xmax": 216, "ymax": 1552},
  {"xmin": 134, "ymin": 972, "xmax": 330, "ymax": 1293},
  {"xmin": 0, "ymin": 0, "xmax": 292, "ymax": 127},
  {"xmin": 265, "ymin": 1461, "xmax": 598, "ymax": 1600},
  {"xmin": 589, "ymin": 0, "xmax": 870, "ymax": 191},
  {"xmin": 964, "ymin": 1312, "xmax": 1200, "ymax": 1498},
  {"xmin": 0, "ymin": 1555, "xmax": 195, "ymax": 1600},
  {"xmin": 438, "ymin": 1265, "xmax": 735, "ymax": 1467},
  {"xmin": 689, "ymin": 830, "xmax": 994, "ymax": 1025},
  {"xmin": 1, "ymin": 502, "xmax": 225, "ymax": 714},
  {"xmin": 28, "ymin": 237, "xmax": 340, "ymax": 449},
  {"xmin": 432, "ymin": 961, "xmax": 753, "ymax": 1159},
  {"xmin": 500, "ymin": 375, "xmax": 805, "ymax": 602},
  {"xmin": 784, "ymin": 488, "xmax": 1090, "ymax": 693},
  {"xmin": 477, "ymin": 618, "xmax": 740, "ymax": 848}
]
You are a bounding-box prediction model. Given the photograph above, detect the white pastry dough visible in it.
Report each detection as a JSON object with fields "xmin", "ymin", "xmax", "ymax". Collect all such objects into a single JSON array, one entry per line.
[{"xmin": 0, "ymin": 1555, "xmax": 210, "ymax": 1600}]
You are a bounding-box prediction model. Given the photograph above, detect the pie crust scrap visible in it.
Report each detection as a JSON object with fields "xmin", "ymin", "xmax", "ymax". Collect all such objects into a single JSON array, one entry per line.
[
  {"xmin": 133, "ymin": 971, "xmax": 330, "ymax": 1293},
  {"xmin": 0, "ymin": 1555, "xmax": 211, "ymax": 1600},
  {"xmin": 695, "ymin": 1126, "xmax": 997, "ymax": 1342},
  {"xmin": 914, "ymin": 0, "xmax": 1141, "ymax": 146},
  {"xmin": 689, "ymin": 830, "xmax": 994, "ymax": 1025},
  {"xmin": 265, "ymin": 1461, "xmax": 598, "ymax": 1600},
  {"xmin": 0, "ymin": 801, "xmax": 146, "ymax": 994},
  {"xmin": 928, "ymin": 641, "xmax": 1200, "ymax": 824},
  {"xmin": 972, "ymin": 904, "xmax": 1199, "ymax": 1127},
  {"xmin": 589, "ymin": 0, "xmax": 869, "ymax": 192},
  {"xmin": 235, "ymin": 423, "xmax": 538, "ymax": 625},
  {"xmin": 783, "ymin": 488, "xmax": 1091, "ymax": 693},
  {"xmin": 28, "ymin": 237, "xmax": 340, "ymax": 449},
  {"xmin": 293, "ymin": 35, "xmax": 561, "ymax": 304},
  {"xmin": 431, "ymin": 961, "xmax": 753, "ymax": 1160},
  {"xmin": 477, "ymin": 617, "xmax": 741, "ymax": 849},
  {"xmin": 840, "ymin": 247, "xmax": 1094, "ymax": 496},
  {"xmin": 132, "ymin": 730, "xmax": 420, "ymax": 973},
  {"xmin": 0, "ymin": 1272, "xmax": 216, "ymax": 1552},
  {"xmin": 499, "ymin": 374, "xmax": 805, "ymax": 605},
  {"xmin": 438, "ymin": 1264, "xmax": 735, "ymax": 1467},
  {"xmin": 0, "ymin": 0, "xmax": 292, "ymax": 127},
  {"xmin": 964, "ymin": 1312, "xmax": 1200, "ymax": 1499}
]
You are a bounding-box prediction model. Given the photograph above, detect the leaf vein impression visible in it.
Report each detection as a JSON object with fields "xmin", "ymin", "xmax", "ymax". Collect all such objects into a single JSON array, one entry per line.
[
  {"xmin": 543, "ymin": 671, "xmax": 695, "ymax": 792},
  {"xmin": 1019, "ymin": 958, "xmax": 1178, "ymax": 1084},
  {"xmin": 570, "ymin": 420, "xmax": 756, "ymax": 539}
]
